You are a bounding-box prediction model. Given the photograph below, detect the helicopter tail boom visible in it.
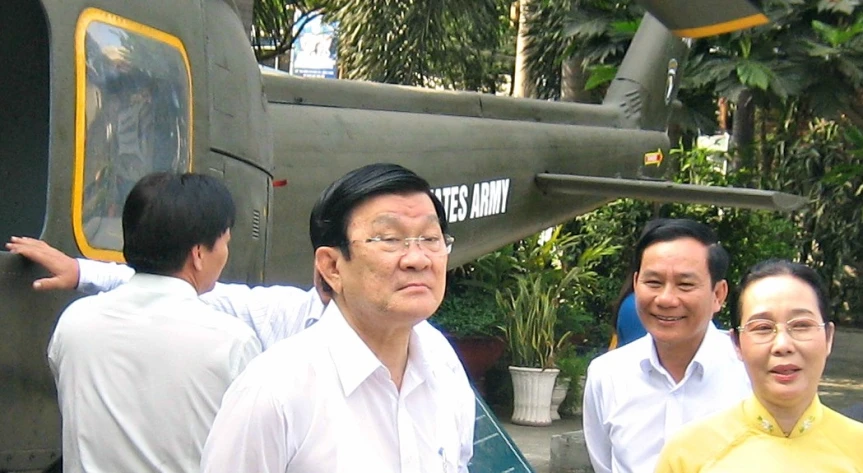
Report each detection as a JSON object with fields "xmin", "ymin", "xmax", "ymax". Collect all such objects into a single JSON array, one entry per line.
[{"xmin": 536, "ymin": 173, "xmax": 807, "ymax": 212}]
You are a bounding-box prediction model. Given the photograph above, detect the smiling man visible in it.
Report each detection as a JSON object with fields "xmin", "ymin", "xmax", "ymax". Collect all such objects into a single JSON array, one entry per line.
[
  {"xmin": 582, "ymin": 219, "xmax": 751, "ymax": 473},
  {"xmin": 199, "ymin": 164, "xmax": 475, "ymax": 473}
]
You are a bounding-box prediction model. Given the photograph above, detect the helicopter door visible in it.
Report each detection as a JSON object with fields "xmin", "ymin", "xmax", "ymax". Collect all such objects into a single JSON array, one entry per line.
[
  {"xmin": 0, "ymin": 3, "xmax": 61, "ymax": 471},
  {"xmin": 0, "ymin": 0, "xmax": 49, "ymax": 244}
]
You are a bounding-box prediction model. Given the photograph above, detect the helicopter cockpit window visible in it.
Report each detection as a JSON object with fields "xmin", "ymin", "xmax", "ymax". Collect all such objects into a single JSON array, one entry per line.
[{"xmin": 74, "ymin": 9, "xmax": 192, "ymax": 261}]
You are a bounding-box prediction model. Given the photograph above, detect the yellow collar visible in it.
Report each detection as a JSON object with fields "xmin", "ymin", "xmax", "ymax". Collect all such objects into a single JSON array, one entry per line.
[{"xmin": 742, "ymin": 395, "xmax": 823, "ymax": 438}]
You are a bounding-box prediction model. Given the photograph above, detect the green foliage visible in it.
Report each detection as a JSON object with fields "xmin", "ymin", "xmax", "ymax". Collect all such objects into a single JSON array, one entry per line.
[
  {"xmin": 563, "ymin": 199, "xmax": 654, "ymax": 342},
  {"xmin": 431, "ymin": 287, "xmax": 501, "ymax": 338},
  {"xmin": 554, "ymin": 345, "xmax": 588, "ymax": 381},
  {"xmin": 553, "ymin": 344, "xmax": 590, "ymax": 414},
  {"xmin": 736, "ymin": 60, "xmax": 773, "ymax": 91},
  {"xmin": 327, "ymin": 0, "xmax": 512, "ymax": 91},
  {"xmin": 497, "ymin": 271, "xmax": 573, "ymax": 369},
  {"xmin": 492, "ymin": 226, "xmax": 618, "ymax": 367},
  {"xmin": 770, "ymin": 120, "xmax": 863, "ymax": 323},
  {"xmin": 584, "ymin": 64, "xmax": 617, "ymax": 91},
  {"xmin": 522, "ymin": 0, "xmax": 641, "ymax": 99}
]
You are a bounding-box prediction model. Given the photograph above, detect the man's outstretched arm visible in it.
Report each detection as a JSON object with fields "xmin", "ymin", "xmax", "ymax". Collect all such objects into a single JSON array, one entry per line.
[
  {"xmin": 6, "ymin": 236, "xmax": 132, "ymax": 293},
  {"xmin": 7, "ymin": 237, "xmax": 325, "ymax": 348}
]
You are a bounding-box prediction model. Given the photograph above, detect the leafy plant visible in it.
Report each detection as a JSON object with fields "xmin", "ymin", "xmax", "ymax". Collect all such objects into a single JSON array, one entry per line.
[
  {"xmin": 554, "ymin": 346, "xmax": 588, "ymax": 382},
  {"xmin": 493, "ymin": 228, "xmax": 618, "ymax": 370},
  {"xmin": 497, "ymin": 271, "xmax": 576, "ymax": 369},
  {"xmin": 431, "ymin": 287, "xmax": 502, "ymax": 338}
]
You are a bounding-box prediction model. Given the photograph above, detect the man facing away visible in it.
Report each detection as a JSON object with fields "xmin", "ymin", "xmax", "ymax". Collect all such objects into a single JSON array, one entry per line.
[
  {"xmin": 199, "ymin": 164, "xmax": 475, "ymax": 472},
  {"xmin": 47, "ymin": 173, "xmax": 261, "ymax": 473},
  {"xmin": 582, "ymin": 219, "xmax": 751, "ymax": 473}
]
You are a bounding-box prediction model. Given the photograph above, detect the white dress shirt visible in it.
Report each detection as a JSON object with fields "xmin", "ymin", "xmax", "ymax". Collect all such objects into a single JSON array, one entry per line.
[
  {"xmin": 582, "ymin": 324, "xmax": 751, "ymax": 473},
  {"xmin": 77, "ymin": 259, "xmax": 324, "ymax": 350},
  {"xmin": 200, "ymin": 302, "xmax": 476, "ymax": 473},
  {"xmin": 76, "ymin": 258, "xmax": 476, "ymax": 468},
  {"xmin": 48, "ymin": 273, "xmax": 262, "ymax": 473}
]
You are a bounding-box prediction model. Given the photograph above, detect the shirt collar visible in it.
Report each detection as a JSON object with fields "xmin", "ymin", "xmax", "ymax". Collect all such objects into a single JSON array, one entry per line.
[
  {"xmin": 743, "ymin": 394, "xmax": 823, "ymax": 438},
  {"xmin": 126, "ymin": 273, "xmax": 198, "ymax": 298},
  {"xmin": 324, "ymin": 303, "xmax": 436, "ymax": 397},
  {"xmin": 640, "ymin": 324, "xmax": 731, "ymax": 378}
]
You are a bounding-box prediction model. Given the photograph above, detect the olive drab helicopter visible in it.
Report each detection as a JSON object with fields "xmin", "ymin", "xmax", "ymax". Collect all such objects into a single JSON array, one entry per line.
[{"xmin": 0, "ymin": 0, "xmax": 797, "ymax": 471}]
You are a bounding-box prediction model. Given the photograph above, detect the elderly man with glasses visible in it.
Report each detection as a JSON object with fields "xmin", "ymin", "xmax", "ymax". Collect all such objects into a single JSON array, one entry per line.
[{"xmin": 199, "ymin": 163, "xmax": 472, "ymax": 472}]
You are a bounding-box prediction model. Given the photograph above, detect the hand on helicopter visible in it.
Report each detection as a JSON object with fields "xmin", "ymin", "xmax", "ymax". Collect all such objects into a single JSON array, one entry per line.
[{"xmin": 6, "ymin": 236, "xmax": 80, "ymax": 291}]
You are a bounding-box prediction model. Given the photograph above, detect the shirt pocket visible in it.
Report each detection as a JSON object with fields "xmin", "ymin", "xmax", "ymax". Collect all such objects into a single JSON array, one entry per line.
[{"xmin": 430, "ymin": 406, "xmax": 462, "ymax": 473}]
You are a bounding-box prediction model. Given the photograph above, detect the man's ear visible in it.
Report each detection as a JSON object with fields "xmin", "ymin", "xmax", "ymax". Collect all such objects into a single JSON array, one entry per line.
[
  {"xmin": 315, "ymin": 246, "xmax": 343, "ymax": 295},
  {"xmin": 190, "ymin": 244, "xmax": 205, "ymax": 271},
  {"xmin": 712, "ymin": 279, "xmax": 729, "ymax": 314}
]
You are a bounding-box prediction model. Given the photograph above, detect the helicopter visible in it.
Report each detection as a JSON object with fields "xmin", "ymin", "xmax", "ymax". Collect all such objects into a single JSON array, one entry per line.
[{"xmin": 0, "ymin": 0, "xmax": 801, "ymax": 471}]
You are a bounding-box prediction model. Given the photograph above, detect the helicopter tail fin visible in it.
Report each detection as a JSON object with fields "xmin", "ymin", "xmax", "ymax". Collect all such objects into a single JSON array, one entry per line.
[
  {"xmin": 603, "ymin": 0, "xmax": 767, "ymax": 131},
  {"xmin": 638, "ymin": 0, "xmax": 768, "ymax": 39}
]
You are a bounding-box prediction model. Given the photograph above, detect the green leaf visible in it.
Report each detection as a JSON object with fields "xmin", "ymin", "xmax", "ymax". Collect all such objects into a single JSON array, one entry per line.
[
  {"xmin": 584, "ymin": 64, "xmax": 617, "ymax": 90},
  {"xmin": 804, "ymin": 39, "xmax": 840, "ymax": 58},
  {"xmin": 736, "ymin": 60, "xmax": 772, "ymax": 90},
  {"xmin": 813, "ymin": 20, "xmax": 842, "ymax": 47},
  {"xmin": 817, "ymin": 0, "xmax": 859, "ymax": 15},
  {"xmin": 609, "ymin": 19, "xmax": 641, "ymax": 35},
  {"xmin": 565, "ymin": 18, "xmax": 611, "ymax": 40}
]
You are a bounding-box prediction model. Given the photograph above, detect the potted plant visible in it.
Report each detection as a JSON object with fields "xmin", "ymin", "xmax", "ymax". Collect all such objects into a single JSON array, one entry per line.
[
  {"xmin": 497, "ymin": 270, "xmax": 577, "ymax": 426},
  {"xmin": 495, "ymin": 226, "xmax": 617, "ymax": 426},
  {"xmin": 430, "ymin": 286, "xmax": 505, "ymax": 396},
  {"xmin": 551, "ymin": 348, "xmax": 589, "ymax": 419}
]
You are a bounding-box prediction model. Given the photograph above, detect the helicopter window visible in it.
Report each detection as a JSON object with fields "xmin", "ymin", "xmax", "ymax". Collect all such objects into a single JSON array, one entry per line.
[{"xmin": 73, "ymin": 9, "xmax": 192, "ymax": 261}]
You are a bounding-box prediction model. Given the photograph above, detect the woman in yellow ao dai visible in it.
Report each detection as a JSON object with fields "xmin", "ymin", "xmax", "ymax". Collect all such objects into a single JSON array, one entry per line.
[{"xmin": 655, "ymin": 260, "xmax": 863, "ymax": 473}]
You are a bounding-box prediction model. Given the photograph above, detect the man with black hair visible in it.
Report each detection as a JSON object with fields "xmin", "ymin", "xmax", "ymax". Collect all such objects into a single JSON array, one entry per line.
[
  {"xmin": 583, "ymin": 218, "xmax": 751, "ymax": 473},
  {"xmin": 199, "ymin": 163, "xmax": 474, "ymax": 472},
  {"xmin": 45, "ymin": 173, "xmax": 261, "ymax": 473}
]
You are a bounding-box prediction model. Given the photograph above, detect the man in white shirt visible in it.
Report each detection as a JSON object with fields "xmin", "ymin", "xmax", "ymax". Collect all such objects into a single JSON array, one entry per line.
[
  {"xmin": 199, "ymin": 163, "xmax": 474, "ymax": 472},
  {"xmin": 45, "ymin": 173, "xmax": 262, "ymax": 473},
  {"xmin": 582, "ymin": 219, "xmax": 751, "ymax": 473}
]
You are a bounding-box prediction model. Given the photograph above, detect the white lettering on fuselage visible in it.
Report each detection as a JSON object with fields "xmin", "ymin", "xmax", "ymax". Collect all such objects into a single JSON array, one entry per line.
[{"xmin": 432, "ymin": 178, "xmax": 510, "ymax": 223}]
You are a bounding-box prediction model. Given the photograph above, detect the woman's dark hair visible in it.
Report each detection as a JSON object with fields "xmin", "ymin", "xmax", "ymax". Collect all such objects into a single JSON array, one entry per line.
[
  {"xmin": 610, "ymin": 269, "xmax": 635, "ymax": 330},
  {"xmin": 732, "ymin": 259, "xmax": 831, "ymax": 330}
]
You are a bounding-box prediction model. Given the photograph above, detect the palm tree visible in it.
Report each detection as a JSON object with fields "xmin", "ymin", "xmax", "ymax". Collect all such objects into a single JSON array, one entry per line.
[
  {"xmin": 521, "ymin": 0, "xmax": 641, "ymax": 100},
  {"xmin": 328, "ymin": 0, "xmax": 512, "ymax": 91}
]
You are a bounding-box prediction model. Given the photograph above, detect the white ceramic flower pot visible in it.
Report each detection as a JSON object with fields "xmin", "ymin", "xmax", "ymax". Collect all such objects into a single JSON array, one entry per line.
[{"xmin": 509, "ymin": 366, "xmax": 559, "ymax": 426}]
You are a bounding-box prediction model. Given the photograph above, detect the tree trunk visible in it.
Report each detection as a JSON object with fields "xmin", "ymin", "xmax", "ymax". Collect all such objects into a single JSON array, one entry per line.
[
  {"xmin": 718, "ymin": 97, "xmax": 729, "ymax": 132},
  {"xmin": 758, "ymin": 106, "xmax": 771, "ymax": 182},
  {"xmin": 730, "ymin": 88, "xmax": 755, "ymax": 171},
  {"xmin": 560, "ymin": 54, "xmax": 592, "ymax": 103},
  {"xmin": 513, "ymin": 0, "xmax": 536, "ymax": 98}
]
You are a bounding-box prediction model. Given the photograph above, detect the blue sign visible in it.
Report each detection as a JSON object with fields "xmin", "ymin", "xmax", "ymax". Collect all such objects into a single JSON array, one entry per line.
[{"xmin": 291, "ymin": 15, "xmax": 337, "ymax": 79}]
